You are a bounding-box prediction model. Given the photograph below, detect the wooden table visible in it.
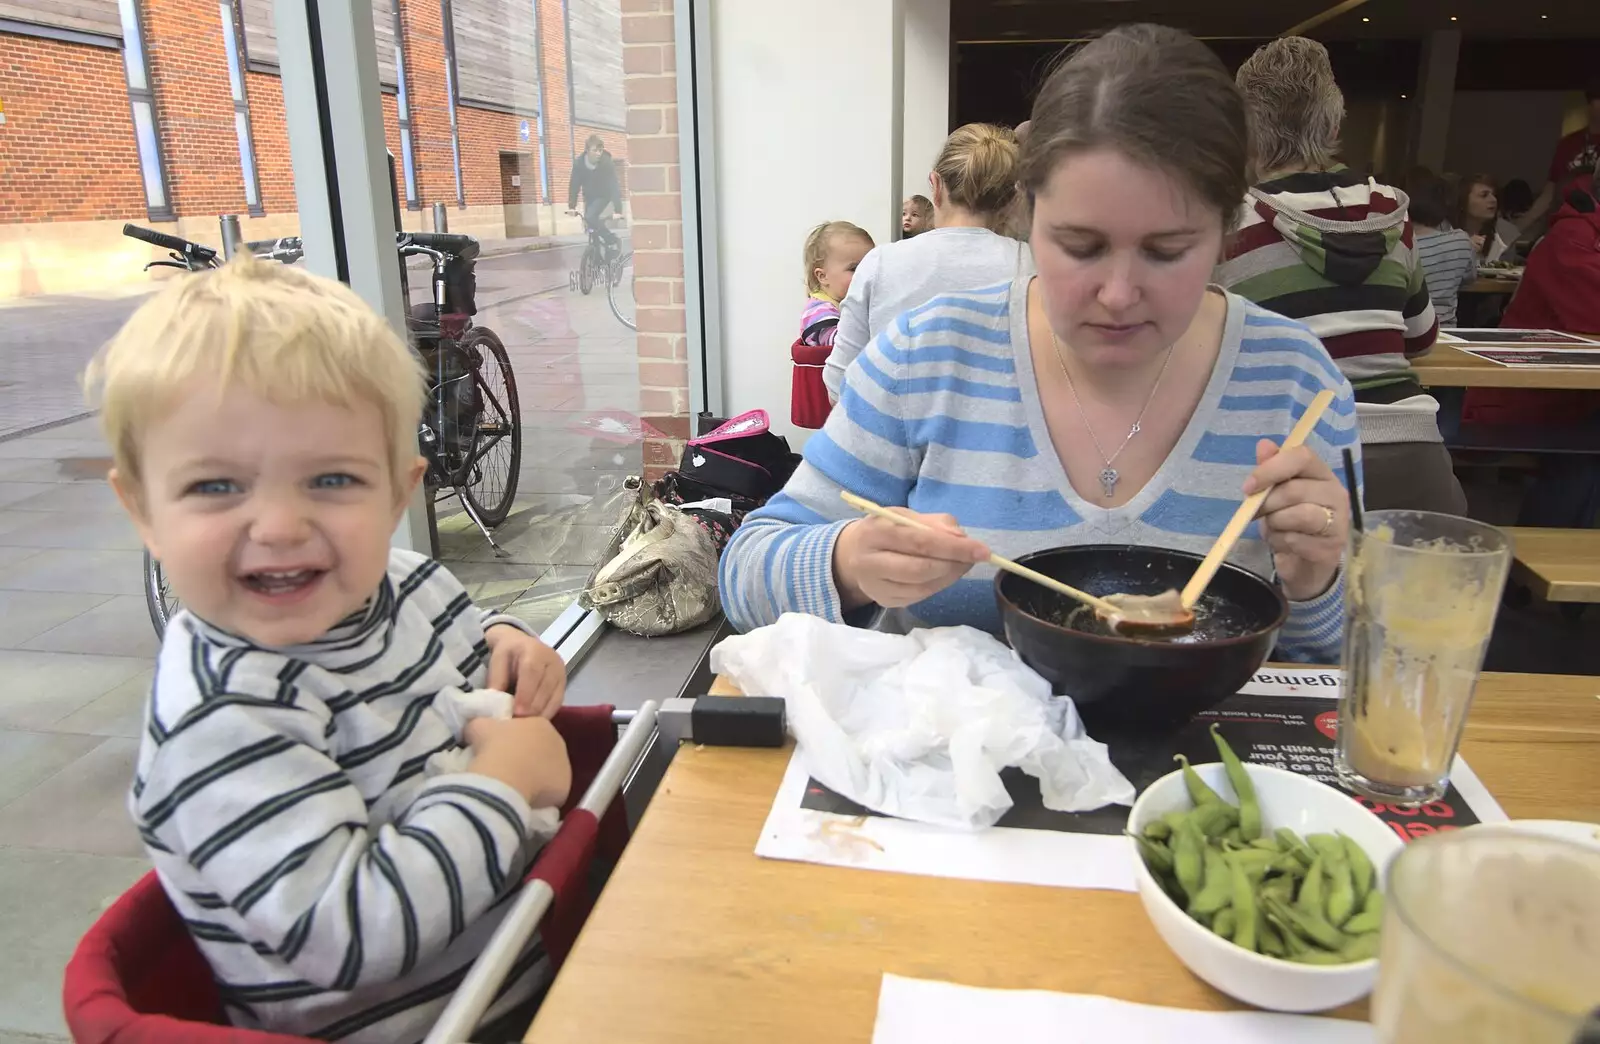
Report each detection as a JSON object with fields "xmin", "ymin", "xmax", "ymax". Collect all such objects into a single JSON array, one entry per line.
[
  {"xmin": 525, "ymin": 672, "xmax": 1600, "ymax": 1042},
  {"xmin": 1506, "ymin": 527, "xmax": 1600, "ymax": 603},
  {"xmin": 1464, "ymin": 276, "xmax": 1520, "ymax": 295},
  {"xmin": 1413, "ymin": 344, "xmax": 1600, "ymax": 390}
]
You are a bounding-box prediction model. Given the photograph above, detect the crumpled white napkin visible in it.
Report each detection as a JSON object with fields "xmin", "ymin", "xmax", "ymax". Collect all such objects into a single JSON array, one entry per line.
[
  {"xmin": 427, "ymin": 686, "xmax": 560, "ymax": 839},
  {"xmin": 710, "ymin": 614, "xmax": 1135, "ymax": 830}
]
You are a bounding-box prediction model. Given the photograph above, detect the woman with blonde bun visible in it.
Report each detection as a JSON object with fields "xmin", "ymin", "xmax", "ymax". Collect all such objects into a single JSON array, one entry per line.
[{"xmin": 823, "ymin": 123, "xmax": 1027, "ymax": 402}]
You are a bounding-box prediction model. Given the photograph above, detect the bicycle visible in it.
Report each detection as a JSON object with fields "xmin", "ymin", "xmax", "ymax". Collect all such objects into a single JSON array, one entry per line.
[
  {"xmin": 569, "ymin": 210, "xmax": 635, "ymax": 331},
  {"xmin": 120, "ymin": 223, "xmax": 522, "ymax": 637}
]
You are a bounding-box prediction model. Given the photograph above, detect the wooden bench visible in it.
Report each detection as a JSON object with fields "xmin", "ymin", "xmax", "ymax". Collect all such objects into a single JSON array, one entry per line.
[{"xmin": 1505, "ymin": 527, "xmax": 1600, "ymax": 603}]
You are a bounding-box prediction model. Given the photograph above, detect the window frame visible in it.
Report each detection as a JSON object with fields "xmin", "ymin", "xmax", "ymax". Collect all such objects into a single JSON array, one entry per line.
[
  {"xmin": 116, "ymin": 0, "xmax": 176, "ymax": 223},
  {"xmin": 220, "ymin": 0, "xmax": 266, "ymax": 216}
]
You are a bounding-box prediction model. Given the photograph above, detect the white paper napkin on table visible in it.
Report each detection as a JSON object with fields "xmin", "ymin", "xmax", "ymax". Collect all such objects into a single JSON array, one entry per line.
[
  {"xmin": 871, "ymin": 975, "xmax": 1376, "ymax": 1043},
  {"xmin": 710, "ymin": 614, "xmax": 1134, "ymax": 830}
]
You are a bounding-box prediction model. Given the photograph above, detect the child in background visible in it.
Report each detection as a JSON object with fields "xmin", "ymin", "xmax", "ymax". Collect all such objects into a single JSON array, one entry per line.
[
  {"xmin": 793, "ymin": 221, "xmax": 873, "ymax": 428},
  {"xmin": 798, "ymin": 221, "xmax": 874, "ymax": 348},
  {"xmin": 86, "ymin": 259, "xmax": 570, "ymax": 1044}
]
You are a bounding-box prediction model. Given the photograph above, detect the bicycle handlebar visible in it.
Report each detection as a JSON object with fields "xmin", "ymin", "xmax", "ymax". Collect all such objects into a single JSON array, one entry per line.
[{"xmin": 122, "ymin": 223, "xmax": 216, "ymax": 262}]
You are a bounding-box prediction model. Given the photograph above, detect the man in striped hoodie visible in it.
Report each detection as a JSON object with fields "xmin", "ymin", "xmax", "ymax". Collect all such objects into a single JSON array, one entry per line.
[{"xmin": 1219, "ymin": 37, "xmax": 1463, "ymax": 515}]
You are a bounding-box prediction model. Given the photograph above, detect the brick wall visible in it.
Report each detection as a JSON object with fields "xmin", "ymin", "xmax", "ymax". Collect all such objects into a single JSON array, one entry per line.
[
  {"xmin": 621, "ymin": 0, "xmax": 689, "ymax": 482},
  {"xmin": 3, "ymin": 0, "xmax": 633, "ymax": 226},
  {"xmin": 0, "ymin": 34, "xmax": 146, "ymax": 222},
  {"xmin": 143, "ymin": 0, "xmax": 252, "ymax": 216},
  {"xmin": 244, "ymin": 71, "xmax": 295, "ymax": 215}
]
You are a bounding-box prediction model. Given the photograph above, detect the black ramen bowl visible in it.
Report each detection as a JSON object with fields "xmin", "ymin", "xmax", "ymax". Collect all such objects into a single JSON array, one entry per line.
[{"xmin": 995, "ymin": 545, "xmax": 1289, "ymax": 732}]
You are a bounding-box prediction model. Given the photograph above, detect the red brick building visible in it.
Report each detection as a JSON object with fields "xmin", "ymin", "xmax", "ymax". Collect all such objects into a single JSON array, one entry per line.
[{"xmin": 0, "ymin": 0, "xmax": 632, "ymax": 297}]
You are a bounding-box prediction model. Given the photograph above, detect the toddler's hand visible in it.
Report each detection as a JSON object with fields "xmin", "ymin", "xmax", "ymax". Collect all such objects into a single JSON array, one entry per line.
[
  {"xmin": 464, "ymin": 716, "xmax": 572, "ymax": 809},
  {"xmin": 485, "ymin": 624, "xmax": 566, "ymax": 718}
]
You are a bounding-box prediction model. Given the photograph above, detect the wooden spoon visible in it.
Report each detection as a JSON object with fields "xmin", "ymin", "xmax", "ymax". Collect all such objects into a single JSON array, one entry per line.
[
  {"xmin": 1110, "ymin": 389, "xmax": 1337, "ymax": 634},
  {"xmin": 838, "ymin": 491, "xmax": 1126, "ymax": 621}
]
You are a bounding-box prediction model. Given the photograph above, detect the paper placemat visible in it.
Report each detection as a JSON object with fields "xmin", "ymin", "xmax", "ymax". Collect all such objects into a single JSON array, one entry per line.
[{"xmin": 754, "ymin": 668, "xmax": 1506, "ymax": 891}]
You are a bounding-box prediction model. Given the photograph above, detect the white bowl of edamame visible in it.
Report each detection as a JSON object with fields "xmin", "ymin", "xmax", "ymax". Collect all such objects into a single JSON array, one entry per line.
[{"xmin": 1127, "ymin": 754, "xmax": 1404, "ymax": 1013}]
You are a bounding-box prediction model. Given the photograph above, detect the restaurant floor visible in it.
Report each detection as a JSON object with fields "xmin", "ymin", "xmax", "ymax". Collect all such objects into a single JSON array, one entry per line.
[{"xmin": 0, "ymin": 423, "xmax": 1592, "ymax": 1040}]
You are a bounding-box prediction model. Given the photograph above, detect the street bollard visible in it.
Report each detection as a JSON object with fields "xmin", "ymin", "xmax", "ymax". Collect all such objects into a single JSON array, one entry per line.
[
  {"xmin": 219, "ymin": 214, "xmax": 243, "ymax": 260},
  {"xmin": 432, "ymin": 202, "xmax": 448, "ymax": 233}
]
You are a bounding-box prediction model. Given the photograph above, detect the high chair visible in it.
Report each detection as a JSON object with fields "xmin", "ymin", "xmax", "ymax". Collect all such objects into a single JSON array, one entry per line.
[{"xmin": 62, "ymin": 702, "xmax": 659, "ymax": 1044}]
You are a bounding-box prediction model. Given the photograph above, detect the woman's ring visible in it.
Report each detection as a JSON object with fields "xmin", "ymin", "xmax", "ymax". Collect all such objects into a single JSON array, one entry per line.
[{"xmin": 1317, "ymin": 505, "xmax": 1336, "ymax": 537}]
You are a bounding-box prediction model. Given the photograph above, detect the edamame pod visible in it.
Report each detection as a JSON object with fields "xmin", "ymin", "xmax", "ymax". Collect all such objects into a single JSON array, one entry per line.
[
  {"xmin": 1174, "ymin": 753, "xmax": 1225, "ymax": 807},
  {"xmin": 1259, "ymin": 918, "xmax": 1288, "ymax": 957},
  {"xmin": 1189, "ymin": 847, "xmax": 1233, "ymax": 916},
  {"xmin": 1262, "ymin": 894, "xmax": 1346, "ymax": 951},
  {"xmin": 1129, "ymin": 832, "xmax": 1175, "ymax": 875},
  {"xmin": 1297, "ymin": 854, "xmax": 1325, "ymax": 920},
  {"xmin": 1340, "ymin": 932, "xmax": 1381, "ymax": 962},
  {"xmin": 1209, "ymin": 725, "xmax": 1261, "ymax": 840},
  {"xmin": 1191, "ymin": 802, "xmax": 1240, "ymax": 839},
  {"xmin": 1249, "ymin": 838, "xmax": 1282, "ymax": 852},
  {"xmin": 1307, "ymin": 833, "xmax": 1342, "ymax": 859},
  {"xmin": 1340, "ymin": 832, "xmax": 1375, "ymax": 905},
  {"xmin": 1326, "ymin": 851, "xmax": 1356, "ymax": 927},
  {"xmin": 1173, "ymin": 815, "xmax": 1205, "ymax": 900},
  {"xmin": 1342, "ymin": 890, "xmax": 1385, "ymax": 935},
  {"xmin": 1289, "ymin": 950, "xmax": 1347, "ymax": 966},
  {"xmin": 1213, "ymin": 907, "xmax": 1236, "ymax": 940},
  {"xmin": 1142, "ymin": 819, "xmax": 1172, "ymax": 842},
  {"xmin": 1276, "ymin": 828, "xmax": 1316, "ymax": 868},
  {"xmin": 1228, "ymin": 853, "xmax": 1258, "ymax": 953}
]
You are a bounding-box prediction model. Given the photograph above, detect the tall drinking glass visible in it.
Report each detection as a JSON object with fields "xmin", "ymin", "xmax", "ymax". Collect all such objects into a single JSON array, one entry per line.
[
  {"xmin": 1335, "ymin": 510, "xmax": 1511, "ymax": 806},
  {"xmin": 1371, "ymin": 829, "xmax": 1600, "ymax": 1043}
]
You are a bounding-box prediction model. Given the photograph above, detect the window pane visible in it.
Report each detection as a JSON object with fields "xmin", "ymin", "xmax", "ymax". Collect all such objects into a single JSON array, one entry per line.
[
  {"xmin": 219, "ymin": 2, "xmax": 244, "ymax": 102},
  {"xmin": 400, "ymin": 126, "xmax": 418, "ymax": 203},
  {"xmin": 235, "ymin": 111, "xmax": 259, "ymax": 207},
  {"xmin": 131, "ymin": 101, "xmax": 165, "ymax": 208},
  {"xmin": 117, "ymin": 0, "xmax": 147, "ymax": 89},
  {"xmin": 390, "ymin": 0, "xmax": 677, "ymax": 632}
]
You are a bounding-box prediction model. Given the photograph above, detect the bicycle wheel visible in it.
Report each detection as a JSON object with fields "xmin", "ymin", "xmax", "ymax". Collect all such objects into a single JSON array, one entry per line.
[
  {"xmin": 578, "ymin": 248, "xmax": 597, "ymax": 295},
  {"xmin": 459, "ymin": 327, "xmax": 522, "ymax": 526},
  {"xmin": 607, "ymin": 251, "xmax": 635, "ymax": 331},
  {"xmin": 144, "ymin": 549, "xmax": 179, "ymax": 637}
]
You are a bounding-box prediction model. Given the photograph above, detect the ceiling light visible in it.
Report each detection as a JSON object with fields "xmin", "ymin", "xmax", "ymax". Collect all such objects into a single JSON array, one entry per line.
[
  {"xmin": 1401, "ymin": 93, "xmax": 1408, "ymax": 99},
  {"xmin": 1541, "ymin": 12, "xmax": 1548, "ymax": 17},
  {"xmin": 1361, "ymin": 16, "xmax": 1370, "ymax": 22},
  {"xmin": 1450, "ymin": 14, "xmax": 1458, "ymax": 20}
]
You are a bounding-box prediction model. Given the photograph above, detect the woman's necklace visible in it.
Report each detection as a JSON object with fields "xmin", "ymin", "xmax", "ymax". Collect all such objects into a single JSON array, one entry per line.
[{"xmin": 1050, "ymin": 332, "xmax": 1176, "ymax": 500}]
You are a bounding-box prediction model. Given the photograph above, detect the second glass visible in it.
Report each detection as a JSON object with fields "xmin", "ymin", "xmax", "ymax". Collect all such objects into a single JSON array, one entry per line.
[{"xmin": 1335, "ymin": 510, "xmax": 1511, "ymax": 806}]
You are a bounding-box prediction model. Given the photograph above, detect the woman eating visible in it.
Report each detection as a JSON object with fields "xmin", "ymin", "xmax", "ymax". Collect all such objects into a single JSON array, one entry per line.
[{"xmin": 719, "ymin": 24, "xmax": 1358, "ymax": 665}]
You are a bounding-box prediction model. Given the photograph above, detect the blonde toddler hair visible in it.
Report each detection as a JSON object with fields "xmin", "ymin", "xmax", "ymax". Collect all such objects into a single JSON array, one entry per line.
[
  {"xmin": 83, "ymin": 258, "xmax": 426, "ymax": 489},
  {"xmin": 802, "ymin": 220, "xmax": 873, "ymax": 294}
]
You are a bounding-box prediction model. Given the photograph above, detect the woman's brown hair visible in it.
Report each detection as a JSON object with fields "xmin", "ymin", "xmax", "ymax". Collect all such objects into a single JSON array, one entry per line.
[
  {"xmin": 930, "ymin": 123, "xmax": 1020, "ymax": 230},
  {"xmin": 1015, "ymin": 24, "xmax": 1249, "ymax": 234},
  {"xmin": 1451, "ymin": 173, "xmax": 1498, "ymax": 256}
]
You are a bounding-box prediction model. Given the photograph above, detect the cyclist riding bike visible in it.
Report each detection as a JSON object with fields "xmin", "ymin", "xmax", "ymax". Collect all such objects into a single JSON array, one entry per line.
[{"xmin": 568, "ymin": 133, "xmax": 622, "ymax": 261}]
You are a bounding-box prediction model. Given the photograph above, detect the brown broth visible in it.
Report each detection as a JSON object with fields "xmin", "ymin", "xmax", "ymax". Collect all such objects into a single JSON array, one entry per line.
[{"xmin": 1048, "ymin": 592, "xmax": 1253, "ymax": 644}]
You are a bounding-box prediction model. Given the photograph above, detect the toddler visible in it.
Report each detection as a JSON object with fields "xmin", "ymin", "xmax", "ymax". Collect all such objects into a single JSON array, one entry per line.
[
  {"xmin": 87, "ymin": 259, "xmax": 570, "ymax": 1043},
  {"xmin": 798, "ymin": 220, "xmax": 874, "ymax": 347}
]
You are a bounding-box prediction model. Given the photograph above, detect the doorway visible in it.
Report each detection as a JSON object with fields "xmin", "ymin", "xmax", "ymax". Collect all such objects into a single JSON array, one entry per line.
[{"xmin": 500, "ymin": 151, "xmax": 539, "ymax": 237}]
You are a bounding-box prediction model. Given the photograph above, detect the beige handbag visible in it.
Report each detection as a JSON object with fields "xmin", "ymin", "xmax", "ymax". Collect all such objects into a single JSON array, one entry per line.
[{"xmin": 579, "ymin": 477, "xmax": 722, "ymax": 636}]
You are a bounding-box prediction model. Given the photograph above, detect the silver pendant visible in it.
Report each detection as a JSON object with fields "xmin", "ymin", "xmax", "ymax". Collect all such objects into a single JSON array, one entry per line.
[{"xmin": 1100, "ymin": 466, "xmax": 1119, "ymax": 499}]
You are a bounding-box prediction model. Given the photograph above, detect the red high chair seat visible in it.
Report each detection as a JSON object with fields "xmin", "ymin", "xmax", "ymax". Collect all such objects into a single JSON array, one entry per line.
[{"xmin": 62, "ymin": 705, "xmax": 630, "ymax": 1044}]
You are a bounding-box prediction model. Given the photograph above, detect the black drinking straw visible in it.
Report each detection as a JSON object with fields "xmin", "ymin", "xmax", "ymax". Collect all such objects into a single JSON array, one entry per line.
[{"xmin": 1341, "ymin": 448, "xmax": 1363, "ymax": 534}]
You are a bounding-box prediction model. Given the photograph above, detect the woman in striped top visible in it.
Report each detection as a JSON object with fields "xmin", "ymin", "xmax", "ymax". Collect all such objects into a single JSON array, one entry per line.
[{"xmin": 720, "ymin": 25, "xmax": 1358, "ymax": 665}]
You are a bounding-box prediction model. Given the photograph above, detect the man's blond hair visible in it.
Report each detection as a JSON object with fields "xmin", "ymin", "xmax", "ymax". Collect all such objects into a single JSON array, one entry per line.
[{"xmin": 84, "ymin": 258, "xmax": 426, "ymax": 488}]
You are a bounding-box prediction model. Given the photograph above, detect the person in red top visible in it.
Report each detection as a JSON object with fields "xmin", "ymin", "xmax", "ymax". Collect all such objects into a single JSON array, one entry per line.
[
  {"xmin": 1503, "ymin": 155, "xmax": 1600, "ymax": 332},
  {"xmin": 1517, "ymin": 79, "xmax": 1600, "ymax": 236}
]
